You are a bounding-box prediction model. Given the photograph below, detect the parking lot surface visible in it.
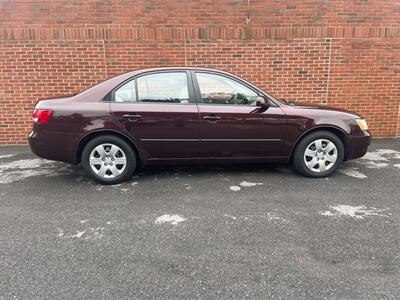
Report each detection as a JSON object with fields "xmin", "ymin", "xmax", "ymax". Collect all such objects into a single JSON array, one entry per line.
[{"xmin": 0, "ymin": 139, "xmax": 399, "ymax": 299}]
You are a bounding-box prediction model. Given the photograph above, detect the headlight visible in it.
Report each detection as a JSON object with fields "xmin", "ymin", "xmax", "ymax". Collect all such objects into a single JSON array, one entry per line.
[{"xmin": 356, "ymin": 118, "xmax": 368, "ymax": 131}]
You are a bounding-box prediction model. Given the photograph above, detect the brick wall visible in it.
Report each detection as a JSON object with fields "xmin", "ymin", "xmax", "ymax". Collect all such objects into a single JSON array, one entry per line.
[{"xmin": 0, "ymin": 0, "xmax": 399, "ymax": 144}]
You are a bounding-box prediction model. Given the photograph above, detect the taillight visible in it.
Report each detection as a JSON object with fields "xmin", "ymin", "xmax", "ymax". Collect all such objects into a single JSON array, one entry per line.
[{"xmin": 32, "ymin": 109, "xmax": 53, "ymax": 123}]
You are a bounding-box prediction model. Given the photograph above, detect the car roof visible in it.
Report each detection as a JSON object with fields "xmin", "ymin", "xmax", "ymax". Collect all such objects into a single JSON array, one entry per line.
[{"xmin": 118, "ymin": 66, "xmax": 236, "ymax": 78}]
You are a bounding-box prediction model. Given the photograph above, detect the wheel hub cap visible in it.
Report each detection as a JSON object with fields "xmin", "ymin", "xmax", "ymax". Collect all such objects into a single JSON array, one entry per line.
[
  {"xmin": 304, "ymin": 139, "xmax": 338, "ymax": 173},
  {"xmin": 89, "ymin": 143, "xmax": 127, "ymax": 178}
]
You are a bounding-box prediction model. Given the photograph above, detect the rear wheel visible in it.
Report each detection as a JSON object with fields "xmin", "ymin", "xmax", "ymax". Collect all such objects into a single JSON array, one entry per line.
[
  {"xmin": 292, "ymin": 131, "xmax": 344, "ymax": 178},
  {"xmin": 81, "ymin": 135, "xmax": 137, "ymax": 185}
]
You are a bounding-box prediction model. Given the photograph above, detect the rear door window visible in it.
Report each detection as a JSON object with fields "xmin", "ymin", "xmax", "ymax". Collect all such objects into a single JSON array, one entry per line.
[{"xmin": 137, "ymin": 72, "xmax": 190, "ymax": 104}]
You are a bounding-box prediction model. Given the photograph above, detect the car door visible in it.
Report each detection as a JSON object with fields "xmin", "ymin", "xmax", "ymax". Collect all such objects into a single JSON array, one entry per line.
[
  {"xmin": 110, "ymin": 70, "xmax": 201, "ymax": 159},
  {"xmin": 192, "ymin": 71, "xmax": 287, "ymax": 158}
]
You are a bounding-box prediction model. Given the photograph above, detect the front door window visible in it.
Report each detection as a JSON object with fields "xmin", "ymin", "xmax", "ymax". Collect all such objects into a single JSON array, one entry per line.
[{"xmin": 196, "ymin": 73, "xmax": 258, "ymax": 105}]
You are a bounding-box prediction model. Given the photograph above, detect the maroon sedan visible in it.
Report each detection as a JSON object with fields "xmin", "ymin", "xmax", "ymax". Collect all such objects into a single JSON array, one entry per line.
[{"xmin": 28, "ymin": 67, "xmax": 371, "ymax": 184}]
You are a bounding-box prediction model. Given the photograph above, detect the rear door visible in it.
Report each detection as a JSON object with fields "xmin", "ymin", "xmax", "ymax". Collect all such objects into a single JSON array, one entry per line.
[
  {"xmin": 110, "ymin": 71, "xmax": 201, "ymax": 159},
  {"xmin": 192, "ymin": 71, "xmax": 287, "ymax": 158}
]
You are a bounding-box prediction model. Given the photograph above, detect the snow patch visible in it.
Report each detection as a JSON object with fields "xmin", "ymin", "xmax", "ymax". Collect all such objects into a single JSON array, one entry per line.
[
  {"xmin": 362, "ymin": 152, "xmax": 388, "ymax": 161},
  {"xmin": 72, "ymin": 230, "xmax": 86, "ymax": 238},
  {"xmin": 58, "ymin": 221, "xmax": 110, "ymax": 239},
  {"xmin": 266, "ymin": 213, "xmax": 286, "ymax": 221},
  {"xmin": 155, "ymin": 214, "xmax": 186, "ymax": 225},
  {"xmin": 394, "ymin": 164, "xmax": 400, "ymax": 169},
  {"xmin": 224, "ymin": 214, "xmax": 237, "ymax": 220},
  {"xmin": 223, "ymin": 213, "xmax": 286, "ymax": 222},
  {"xmin": 230, "ymin": 185, "xmax": 241, "ymax": 191},
  {"xmin": 320, "ymin": 205, "xmax": 388, "ymax": 219},
  {"xmin": 338, "ymin": 166, "xmax": 367, "ymax": 178},
  {"xmin": 360, "ymin": 161, "xmax": 389, "ymax": 169},
  {"xmin": 0, "ymin": 154, "xmax": 16, "ymax": 159},
  {"xmin": 362, "ymin": 149, "xmax": 400, "ymax": 162},
  {"xmin": 0, "ymin": 158, "xmax": 58, "ymax": 184},
  {"xmin": 320, "ymin": 211, "xmax": 335, "ymax": 216},
  {"xmin": 239, "ymin": 181, "xmax": 263, "ymax": 187},
  {"xmin": 377, "ymin": 149, "xmax": 400, "ymax": 157}
]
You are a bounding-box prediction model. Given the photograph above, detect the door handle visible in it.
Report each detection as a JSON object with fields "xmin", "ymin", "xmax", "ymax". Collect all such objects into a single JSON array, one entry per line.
[
  {"xmin": 202, "ymin": 115, "xmax": 221, "ymax": 121},
  {"xmin": 122, "ymin": 113, "xmax": 142, "ymax": 119}
]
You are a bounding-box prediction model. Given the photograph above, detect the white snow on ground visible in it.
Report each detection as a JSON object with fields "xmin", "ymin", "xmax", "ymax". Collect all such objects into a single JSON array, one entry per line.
[
  {"xmin": 360, "ymin": 161, "xmax": 388, "ymax": 169},
  {"xmin": 155, "ymin": 214, "xmax": 186, "ymax": 225},
  {"xmin": 239, "ymin": 181, "xmax": 263, "ymax": 187},
  {"xmin": 0, "ymin": 154, "xmax": 16, "ymax": 159},
  {"xmin": 223, "ymin": 213, "xmax": 286, "ymax": 222},
  {"xmin": 338, "ymin": 166, "xmax": 367, "ymax": 178},
  {"xmin": 224, "ymin": 214, "xmax": 237, "ymax": 220},
  {"xmin": 58, "ymin": 227, "xmax": 105, "ymax": 239},
  {"xmin": 361, "ymin": 152, "xmax": 389, "ymax": 161},
  {"xmin": 351, "ymin": 148, "xmax": 400, "ymax": 172},
  {"xmin": 338, "ymin": 148, "xmax": 400, "ymax": 178},
  {"xmin": 320, "ymin": 205, "xmax": 388, "ymax": 219},
  {"xmin": 266, "ymin": 213, "xmax": 287, "ymax": 222},
  {"xmin": 58, "ymin": 221, "xmax": 110, "ymax": 240},
  {"xmin": 360, "ymin": 149, "xmax": 400, "ymax": 164},
  {"xmin": 376, "ymin": 149, "xmax": 400, "ymax": 158},
  {"xmin": 230, "ymin": 181, "xmax": 263, "ymax": 191},
  {"xmin": 0, "ymin": 158, "xmax": 57, "ymax": 184},
  {"xmin": 230, "ymin": 185, "xmax": 241, "ymax": 191}
]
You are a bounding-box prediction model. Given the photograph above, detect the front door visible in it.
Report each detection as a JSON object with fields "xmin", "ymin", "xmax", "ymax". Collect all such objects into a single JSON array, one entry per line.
[
  {"xmin": 192, "ymin": 71, "xmax": 287, "ymax": 158},
  {"xmin": 110, "ymin": 71, "xmax": 201, "ymax": 159}
]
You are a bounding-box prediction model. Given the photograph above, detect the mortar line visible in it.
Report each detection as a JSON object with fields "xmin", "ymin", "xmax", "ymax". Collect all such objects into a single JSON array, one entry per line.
[
  {"xmin": 102, "ymin": 39, "xmax": 108, "ymax": 78},
  {"xmin": 325, "ymin": 38, "xmax": 332, "ymax": 105},
  {"xmin": 184, "ymin": 32, "xmax": 187, "ymax": 66}
]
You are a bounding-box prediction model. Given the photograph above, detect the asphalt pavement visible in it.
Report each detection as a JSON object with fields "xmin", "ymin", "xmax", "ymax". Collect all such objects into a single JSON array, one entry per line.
[{"xmin": 0, "ymin": 139, "xmax": 399, "ymax": 299}]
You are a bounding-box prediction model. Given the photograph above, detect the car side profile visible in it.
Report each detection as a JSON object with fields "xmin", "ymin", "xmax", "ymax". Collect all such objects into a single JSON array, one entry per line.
[{"xmin": 28, "ymin": 67, "xmax": 371, "ymax": 184}]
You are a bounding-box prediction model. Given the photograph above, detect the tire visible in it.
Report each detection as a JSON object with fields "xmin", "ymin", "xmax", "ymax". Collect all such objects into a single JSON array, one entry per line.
[
  {"xmin": 292, "ymin": 130, "xmax": 344, "ymax": 178},
  {"xmin": 81, "ymin": 135, "xmax": 137, "ymax": 185}
]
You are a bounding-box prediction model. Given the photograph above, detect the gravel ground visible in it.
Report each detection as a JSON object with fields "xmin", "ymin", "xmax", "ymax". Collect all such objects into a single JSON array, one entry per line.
[{"xmin": 0, "ymin": 139, "xmax": 399, "ymax": 299}]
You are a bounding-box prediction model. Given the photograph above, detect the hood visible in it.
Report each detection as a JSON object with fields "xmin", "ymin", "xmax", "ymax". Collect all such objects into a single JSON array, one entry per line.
[{"xmin": 280, "ymin": 100, "xmax": 362, "ymax": 118}]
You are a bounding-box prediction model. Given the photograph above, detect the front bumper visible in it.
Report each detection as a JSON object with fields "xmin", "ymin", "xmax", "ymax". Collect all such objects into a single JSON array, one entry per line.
[
  {"xmin": 28, "ymin": 127, "xmax": 79, "ymax": 164},
  {"xmin": 347, "ymin": 130, "xmax": 371, "ymax": 160}
]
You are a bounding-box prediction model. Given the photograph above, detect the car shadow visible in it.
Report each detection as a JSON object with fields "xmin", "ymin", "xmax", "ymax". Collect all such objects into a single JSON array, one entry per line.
[{"xmin": 134, "ymin": 163, "xmax": 295, "ymax": 179}]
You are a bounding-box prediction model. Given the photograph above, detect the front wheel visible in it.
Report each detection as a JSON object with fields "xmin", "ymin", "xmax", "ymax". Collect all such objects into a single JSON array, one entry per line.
[
  {"xmin": 81, "ymin": 135, "xmax": 137, "ymax": 185},
  {"xmin": 292, "ymin": 131, "xmax": 345, "ymax": 178}
]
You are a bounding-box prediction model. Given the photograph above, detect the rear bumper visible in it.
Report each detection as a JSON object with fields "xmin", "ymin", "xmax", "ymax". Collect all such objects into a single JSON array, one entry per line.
[
  {"xmin": 28, "ymin": 127, "xmax": 78, "ymax": 164},
  {"xmin": 347, "ymin": 131, "xmax": 371, "ymax": 160}
]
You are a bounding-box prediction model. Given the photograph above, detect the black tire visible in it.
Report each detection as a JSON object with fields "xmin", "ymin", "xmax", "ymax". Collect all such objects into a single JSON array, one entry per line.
[
  {"xmin": 292, "ymin": 130, "xmax": 344, "ymax": 178},
  {"xmin": 81, "ymin": 135, "xmax": 137, "ymax": 185}
]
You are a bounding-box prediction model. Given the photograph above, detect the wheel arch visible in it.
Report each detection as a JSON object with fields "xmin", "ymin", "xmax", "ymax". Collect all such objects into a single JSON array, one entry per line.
[
  {"xmin": 74, "ymin": 129, "xmax": 142, "ymax": 165},
  {"xmin": 289, "ymin": 125, "xmax": 350, "ymax": 162}
]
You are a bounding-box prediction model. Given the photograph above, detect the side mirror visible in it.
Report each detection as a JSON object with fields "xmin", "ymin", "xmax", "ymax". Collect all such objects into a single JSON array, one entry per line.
[{"xmin": 256, "ymin": 96, "xmax": 269, "ymax": 108}]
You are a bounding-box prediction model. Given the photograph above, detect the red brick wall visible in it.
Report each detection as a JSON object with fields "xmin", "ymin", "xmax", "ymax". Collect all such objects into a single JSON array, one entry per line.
[{"xmin": 0, "ymin": 0, "xmax": 399, "ymax": 144}]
